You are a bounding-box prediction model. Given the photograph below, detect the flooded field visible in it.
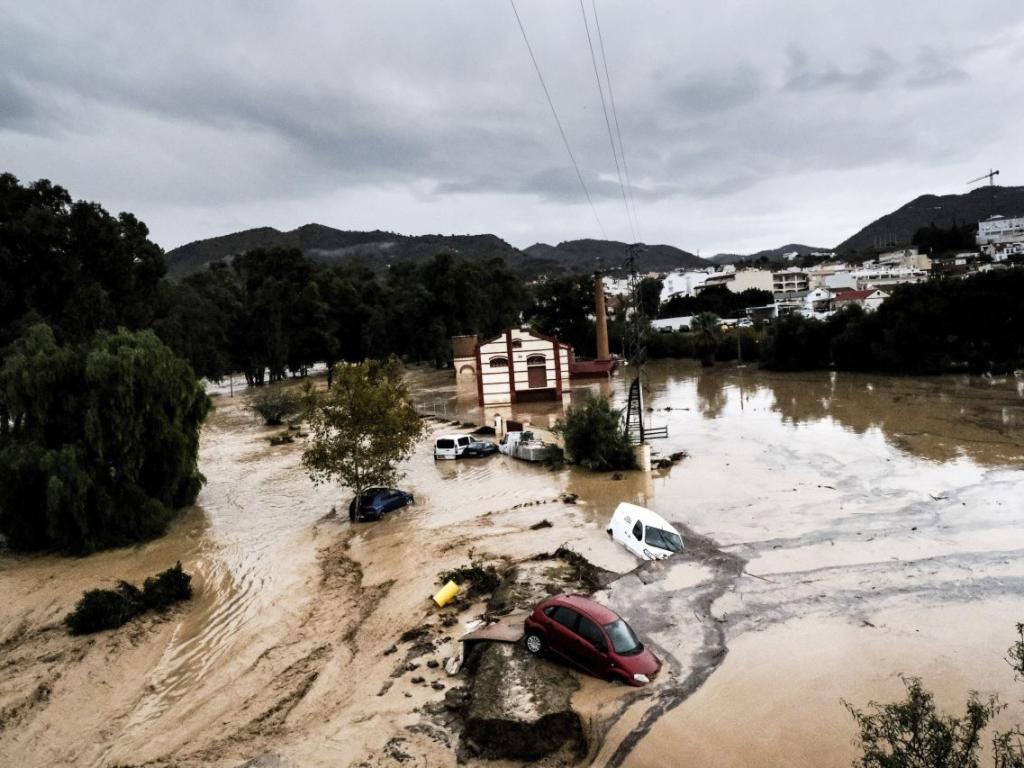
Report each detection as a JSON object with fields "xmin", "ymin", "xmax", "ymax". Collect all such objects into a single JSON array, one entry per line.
[{"xmin": 1, "ymin": 360, "xmax": 1022, "ymax": 767}]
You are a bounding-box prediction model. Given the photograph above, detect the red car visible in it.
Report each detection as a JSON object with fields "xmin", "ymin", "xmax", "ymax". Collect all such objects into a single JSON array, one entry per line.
[{"xmin": 523, "ymin": 594, "xmax": 661, "ymax": 686}]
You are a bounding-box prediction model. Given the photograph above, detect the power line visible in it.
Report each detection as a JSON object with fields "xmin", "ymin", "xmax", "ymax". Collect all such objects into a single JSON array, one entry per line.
[
  {"xmin": 590, "ymin": 0, "xmax": 641, "ymax": 241},
  {"xmin": 579, "ymin": 0, "xmax": 635, "ymax": 242},
  {"xmin": 508, "ymin": 0, "xmax": 607, "ymax": 240}
]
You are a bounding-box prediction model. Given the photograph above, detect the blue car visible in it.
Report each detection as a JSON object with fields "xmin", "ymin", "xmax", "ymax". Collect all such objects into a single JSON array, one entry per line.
[{"xmin": 349, "ymin": 487, "xmax": 414, "ymax": 522}]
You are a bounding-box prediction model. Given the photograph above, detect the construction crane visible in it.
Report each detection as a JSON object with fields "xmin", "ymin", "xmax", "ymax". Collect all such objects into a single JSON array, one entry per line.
[
  {"xmin": 968, "ymin": 169, "xmax": 1000, "ymax": 217},
  {"xmin": 967, "ymin": 169, "xmax": 1000, "ymax": 186}
]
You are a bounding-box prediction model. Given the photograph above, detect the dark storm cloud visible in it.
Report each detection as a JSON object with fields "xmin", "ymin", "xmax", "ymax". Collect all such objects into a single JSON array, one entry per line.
[{"xmin": 1, "ymin": 0, "xmax": 1022, "ymax": 252}]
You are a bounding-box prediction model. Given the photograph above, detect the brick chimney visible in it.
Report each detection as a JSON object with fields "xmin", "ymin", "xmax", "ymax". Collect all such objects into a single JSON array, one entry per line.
[{"xmin": 594, "ymin": 272, "xmax": 610, "ymax": 360}]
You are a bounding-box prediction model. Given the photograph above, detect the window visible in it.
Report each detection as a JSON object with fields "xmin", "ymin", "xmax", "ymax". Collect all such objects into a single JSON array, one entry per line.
[
  {"xmin": 577, "ymin": 616, "xmax": 606, "ymax": 650},
  {"xmin": 436, "ymin": 439, "xmax": 455, "ymax": 449},
  {"xmin": 512, "ymin": 339, "xmax": 523, "ymax": 348},
  {"xmin": 488, "ymin": 356, "xmax": 508, "ymax": 368},
  {"xmin": 645, "ymin": 527, "xmax": 683, "ymax": 552},
  {"xmin": 458, "ymin": 436, "xmax": 470, "ymax": 446},
  {"xmin": 526, "ymin": 354, "xmax": 545, "ymax": 365},
  {"xmin": 604, "ymin": 619, "xmax": 642, "ymax": 655},
  {"xmin": 632, "ymin": 520, "xmax": 643, "ymax": 541},
  {"xmin": 550, "ymin": 606, "xmax": 579, "ymax": 631}
]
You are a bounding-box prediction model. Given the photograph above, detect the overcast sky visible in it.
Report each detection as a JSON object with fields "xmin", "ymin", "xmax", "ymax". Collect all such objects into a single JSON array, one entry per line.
[{"xmin": 3, "ymin": 1, "xmax": 1023, "ymax": 256}]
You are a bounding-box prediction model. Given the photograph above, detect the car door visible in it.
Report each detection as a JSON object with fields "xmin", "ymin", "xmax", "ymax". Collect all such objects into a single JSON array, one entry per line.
[
  {"xmin": 574, "ymin": 614, "xmax": 611, "ymax": 678},
  {"xmin": 546, "ymin": 606, "xmax": 581, "ymax": 660},
  {"xmin": 457, "ymin": 436, "xmax": 471, "ymax": 456}
]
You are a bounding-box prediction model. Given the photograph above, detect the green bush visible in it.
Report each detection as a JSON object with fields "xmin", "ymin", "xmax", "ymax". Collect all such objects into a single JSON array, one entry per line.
[
  {"xmin": 554, "ymin": 395, "xmax": 637, "ymax": 472},
  {"xmin": 65, "ymin": 582, "xmax": 144, "ymax": 635},
  {"xmin": 247, "ymin": 385, "xmax": 302, "ymax": 426},
  {"xmin": 142, "ymin": 562, "xmax": 193, "ymax": 609},
  {"xmin": 64, "ymin": 563, "xmax": 193, "ymax": 635}
]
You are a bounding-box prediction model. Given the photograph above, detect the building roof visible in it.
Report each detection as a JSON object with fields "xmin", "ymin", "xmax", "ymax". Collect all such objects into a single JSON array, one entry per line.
[{"xmin": 835, "ymin": 289, "xmax": 876, "ymax": 301}]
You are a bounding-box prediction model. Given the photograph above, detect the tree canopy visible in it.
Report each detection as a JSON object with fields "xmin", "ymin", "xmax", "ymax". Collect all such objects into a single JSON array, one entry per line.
[
  {"xmin": 302, "ymin": 359, "xmax": 425, "ymax": 513},
  {"xmin": 0, "ymin": 325, "xmax": 209, "ymax": 553}
]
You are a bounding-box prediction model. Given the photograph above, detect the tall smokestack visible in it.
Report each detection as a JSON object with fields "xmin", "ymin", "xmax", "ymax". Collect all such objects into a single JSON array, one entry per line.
[{"xmin": 594, "ymin": 271, "xmax": 610, "ymax": 361}]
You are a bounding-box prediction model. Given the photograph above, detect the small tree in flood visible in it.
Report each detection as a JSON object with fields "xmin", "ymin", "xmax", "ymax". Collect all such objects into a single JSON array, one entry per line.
[
  {"xmin": 554, "ymin": 395, "xmax": 636, "ymax": 472},
  {"xmin": 302, "ymin": 359, "xmax": 424, "ymax": 520}
]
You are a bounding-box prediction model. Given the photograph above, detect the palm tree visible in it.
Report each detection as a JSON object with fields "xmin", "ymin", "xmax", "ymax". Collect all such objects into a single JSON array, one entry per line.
[{"xmin": 691, "ymin": 312, "xmax": 722, "ymax": 367}]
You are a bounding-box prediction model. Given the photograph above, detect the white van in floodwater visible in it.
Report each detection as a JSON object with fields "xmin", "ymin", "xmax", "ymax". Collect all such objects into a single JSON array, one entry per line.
[
  {"xmin": 607, "ymin": 503, "xmax": 684, "ymax": 561},
  {"xmin": 434, "ymin": 435, "xmax": 471, "ymax": 460}
]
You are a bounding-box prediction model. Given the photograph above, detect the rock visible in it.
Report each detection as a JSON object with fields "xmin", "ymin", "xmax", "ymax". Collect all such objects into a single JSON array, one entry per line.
[
  {"xmin": 529, "ymin": 519, "xmax": 553, "ymax": 530},
  {"xmin": 411, "ymin": 676, "xmax": 425, "ymax": 684},
  {"xmin": 611, "ymin": 472, "xmax": 623, "ymax": 480},
  {"xmin": 383, "ymin": 644, "xmax": 398, "ymax": 656},
  {"xmin": 406, "ymin": 662, "xmax": 420, "ymax": 672},
  {"xmin": 427, "ymin": 659, "xmax": 440, "ymax": 668},
  {"xmin": 445, "ymin": 687, "xmax": 469, "ymax": 711},
  {"xmin": 431, "ymin": 681, "xmax": 445, "ymax": 690},
  {"xmin": 462, "ymin": 643, "xmax": 586, "ymax": 762},
  {"xmin": 400, "ymin": 626, "xmax": 431, "ymax": 643},
  {"xmin": 559, "ymin": 493, "xmax": 578, "ymax": 504}
]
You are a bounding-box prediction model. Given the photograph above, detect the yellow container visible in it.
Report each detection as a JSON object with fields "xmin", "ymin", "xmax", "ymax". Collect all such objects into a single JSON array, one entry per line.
[{"xmin": 433, "ymin": 580, "xmax": 459, "ymax": 607}]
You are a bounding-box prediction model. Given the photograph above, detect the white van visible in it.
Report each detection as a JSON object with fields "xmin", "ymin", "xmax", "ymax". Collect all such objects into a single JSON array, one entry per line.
[
  {"xmin": 607, "ymin": 503, "xmax": 684, "ymax": 561},
  {"xmin": 434, "ymin": 434, "xmax": 471, "ymax": 460}
]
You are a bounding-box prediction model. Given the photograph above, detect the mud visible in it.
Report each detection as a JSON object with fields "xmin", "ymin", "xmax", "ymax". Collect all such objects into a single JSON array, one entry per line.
[{"xmin": 0, "ymin": 363, "xmax": 1022, "ymax": 767}]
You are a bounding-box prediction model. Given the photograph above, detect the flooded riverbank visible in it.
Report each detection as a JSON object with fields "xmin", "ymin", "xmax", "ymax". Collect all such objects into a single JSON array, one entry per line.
[{"xmin": 1, "ymin": 361, "xmax": 1022, "ymax": 766}]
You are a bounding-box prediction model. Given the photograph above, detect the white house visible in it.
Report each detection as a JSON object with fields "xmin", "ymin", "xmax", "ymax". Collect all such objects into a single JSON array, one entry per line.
[{"xmin": 453, "ymin": 328, "xmax": 572, "ymax": 407}]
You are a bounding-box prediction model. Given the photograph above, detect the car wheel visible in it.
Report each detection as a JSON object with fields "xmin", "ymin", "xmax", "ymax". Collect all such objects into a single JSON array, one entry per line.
[{"xmin": 524, "ymin": 631, "xmax": 545, "ymax": 655}]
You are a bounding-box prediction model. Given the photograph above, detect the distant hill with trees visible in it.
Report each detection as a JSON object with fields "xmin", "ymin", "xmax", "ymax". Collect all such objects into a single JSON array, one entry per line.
[
  {"xmin": 707, "ymin": 243, "xmax": 831, "ymax": 266},
  {"xmin": 165, "ymin": 226, "xmax": 711, "ymax": 280},
  {"xmin": 164, "ymin": 224, "xmax": 545, "ymax": 279},
  {"xmin": 835, "ymin": 185, "xmax": 1024, "ymax": 256},
  {"xmin": 522, "ymin": 239, "xmax": 705, "ymax": 274}
]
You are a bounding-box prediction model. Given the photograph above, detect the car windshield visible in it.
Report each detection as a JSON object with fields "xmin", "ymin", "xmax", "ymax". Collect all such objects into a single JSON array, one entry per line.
[
  {"xmin": 645, "ymin": 526, "xmax": 683, "ymax": 552},
  {"xmin": 604, "ymin": 619, "xmax": 642, "ymax": 655}
]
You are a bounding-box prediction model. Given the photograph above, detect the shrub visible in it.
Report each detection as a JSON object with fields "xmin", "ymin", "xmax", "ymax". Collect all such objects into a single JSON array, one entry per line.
[
  {"xmin": 247, "ymin": 385, "xmax": 302, "ymax": 426},
  {"xmin": 65, "ymin": 582, "xmax": 144, "ymax": 635},
  {"xmin": 64, "ymin": 563, "xmax": 194, "ymax": 635},
  {"xmin": 554, "ymin": 395, "xmax": 637, "ymax": 472},
  {"xmin": 142, "ymin": 562, "xmax": 193, "ymax": 610}
]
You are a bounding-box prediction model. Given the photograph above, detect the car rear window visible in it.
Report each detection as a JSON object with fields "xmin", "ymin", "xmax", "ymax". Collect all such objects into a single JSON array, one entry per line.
[{"xmin": 436, "ymin": 439, "xmax": 455, "ymax": 449}]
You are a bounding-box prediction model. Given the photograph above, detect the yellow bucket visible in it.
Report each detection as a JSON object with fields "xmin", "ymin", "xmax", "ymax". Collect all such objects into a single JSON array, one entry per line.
[{"xmin": 433, "ymin": 580, "xmax": 459, "ymax": 607}]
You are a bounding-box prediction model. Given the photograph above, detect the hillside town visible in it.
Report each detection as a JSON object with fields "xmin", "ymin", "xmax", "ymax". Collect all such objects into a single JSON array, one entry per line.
[{"xmin": 601, "ymin": 213, "xmax": 1024, "ymax": 331}]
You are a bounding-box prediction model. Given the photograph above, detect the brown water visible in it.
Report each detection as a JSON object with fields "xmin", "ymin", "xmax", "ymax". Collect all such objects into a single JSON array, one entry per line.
[{"xmin": 0, "ymin": 362, "xmax": 1022, "ymax": 767}]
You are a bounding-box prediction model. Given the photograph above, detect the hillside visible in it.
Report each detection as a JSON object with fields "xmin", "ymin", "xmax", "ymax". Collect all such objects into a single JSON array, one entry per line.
[
  {"xmin": 708, "ymin": 243, "xmax": 831, "ymax": 265},
  {"xmin": 165, "ymin": 224, "xmax": 536, "ymax": 278},
  {"xmin": 835, "ymin": 185, "xmax": 1024, "ymax": 254},
  {"xmin": 166, "ymin": 226, "xmax": 708, "ymax": 279},
  {"xmin": 523, "ymin": 239, "xmax": 705, "ymax": 274}
]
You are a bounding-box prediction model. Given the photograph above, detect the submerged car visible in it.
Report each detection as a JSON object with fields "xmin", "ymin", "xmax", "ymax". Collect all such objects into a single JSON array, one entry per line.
[
  {"xmin": 523, "ymin": 594, "xmax": 661, "ymax": 686},
  {"xmin": 348, "ymin": 487, "xmax": 414, "ymax": 522},
  {"xmin": 607, "ymin": 502, "xmax": 684, "ymax": 561},
  {"xmin": 434, "ymin": 435, "xmax": 498, "ymax": 460}
]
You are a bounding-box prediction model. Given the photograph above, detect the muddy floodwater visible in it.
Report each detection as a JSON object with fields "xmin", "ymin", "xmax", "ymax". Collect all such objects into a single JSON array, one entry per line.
[{"xmin": 1, "ymin": 360, "xmax": 1023, "ymax": 767}]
